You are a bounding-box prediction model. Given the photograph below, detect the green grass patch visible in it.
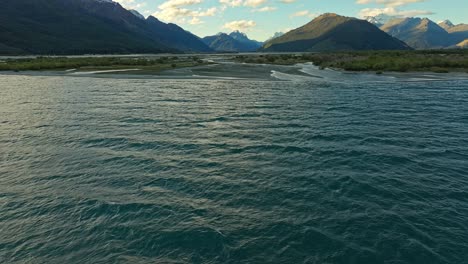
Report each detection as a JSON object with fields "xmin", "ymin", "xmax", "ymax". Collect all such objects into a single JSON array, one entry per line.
[
  {"xmin": 236, "ymin": 50, "xmax": 468, "ymax": 73},
  {"xmin": 0, "ymin": 56, "xmax": 208, "ymax": 72}
]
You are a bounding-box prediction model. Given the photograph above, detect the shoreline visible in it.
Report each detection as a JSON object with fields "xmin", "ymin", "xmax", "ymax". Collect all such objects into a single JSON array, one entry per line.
[
  {"xmin": 1, "ymin": 51, "xmax": 467, "ymax": 77},
  {"xmin": 234, "ymin": 50, "xmax": 468, "ymax": 74}
]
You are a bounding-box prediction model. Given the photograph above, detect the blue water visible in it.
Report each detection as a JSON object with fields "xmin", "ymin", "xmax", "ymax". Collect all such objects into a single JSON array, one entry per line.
[{"xmin": 1, "ymin": 72, "xmax": 468, "ymax": 263}]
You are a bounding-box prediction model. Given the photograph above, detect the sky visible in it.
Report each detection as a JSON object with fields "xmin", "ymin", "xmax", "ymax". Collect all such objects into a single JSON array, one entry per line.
[{"xmin": 114, "ymin": 0, "xmax": 468, "ymax": 41}]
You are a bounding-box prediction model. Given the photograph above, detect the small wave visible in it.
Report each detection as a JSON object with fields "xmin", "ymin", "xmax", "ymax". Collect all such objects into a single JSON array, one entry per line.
[
  {"xmin": 81, "ymin": 137, "xmax": 129, "ymax": 148},
  {"xmin": 230, "ymin": 144, "xmax": 310, "ymax": 154},
  {"xmin": 120, "ymin": 117, "xmax": 160, "ymax": 124}
]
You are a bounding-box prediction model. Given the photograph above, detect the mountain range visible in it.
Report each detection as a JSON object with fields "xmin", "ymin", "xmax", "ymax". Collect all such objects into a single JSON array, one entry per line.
[
  {"xmin": 366, "ymin": 16, "xmax": 468, "ymax": 49},
  {"xmin": 202, "ymin": 32, "xmax": 263, "ymax": 52},
  {"xmin": 261, "ymin": 13, "xmax": 411, "ymax": 52},
  {"xmin": 439, "ymin": 20, "xmax": 468, "ymax": 47},
  {"xmin": 0, "ymin": 0, "xmax": 466, "ymax": 55},
  {"xmin": 380, "ymin": 18, "xmax": 450, "ymax": 49},
  {"xmin": 0, "ymin": 0, "xmax": 211, "ymax": 54},
  {"xmin": 364, "ymin": 14, "xmax": 395, "ymax": 27}
]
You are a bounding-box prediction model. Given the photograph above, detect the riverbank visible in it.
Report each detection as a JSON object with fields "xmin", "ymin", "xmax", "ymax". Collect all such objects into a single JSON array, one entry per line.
[
  {"xmin": 235, "ymin": 50, "xmax": 468, "ymax": 73},
  {"xmin": 0, "ymin": 56, "xmax": 209, "ymax": 73},
  {"xmin": 1, "ymin": 51, "xmax": 467, "ymax": 75}
]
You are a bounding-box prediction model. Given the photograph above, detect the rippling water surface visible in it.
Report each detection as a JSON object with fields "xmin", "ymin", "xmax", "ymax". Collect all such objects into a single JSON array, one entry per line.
[{"xmin": 1, "ymin": 68, "xmax": 468, "ymax": 263}]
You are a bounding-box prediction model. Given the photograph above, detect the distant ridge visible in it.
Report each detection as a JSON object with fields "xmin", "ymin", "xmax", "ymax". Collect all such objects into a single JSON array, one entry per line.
[
  {"xmin": 129, "ymin": 9, "xmax": 145, "ymax": 20},
  {"xmin": 364, "ymin": 14, "xmax": 396, "ymax": 27},
  {"xmin": 266, "ymin": 32, "xmax": 284, "ymax": 42},
  {"xmin": 381, "ymin": 18, "xmax": 451, "ymax": 49},
  {"xmin": 438, "ymin": 20, "xmax": 455, "ymax": 31},
  {"xmin": 456, "ymin": 39, "xmax": 468, "ymax": 48},
  {"xmin": 379, "ymin": 17, "xmax": 468, "ymax": 49},
  {"xmin": 0, "ymin": 0, "xmax": 211, "ymax": 55},
  {"xmin": 202, "ymin": 32, "xmax": 262, "ymax": 52},
  {"xmin": 260, "ymin": 13, "xmax": 411, "ymax": 52}
]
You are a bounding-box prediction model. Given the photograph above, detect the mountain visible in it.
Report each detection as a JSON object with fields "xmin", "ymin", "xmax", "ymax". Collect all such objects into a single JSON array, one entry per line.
[
  {"xmin": 449, "ymin": 30, "xmax": 468, "ymax": 46},
  {"xmin": 0, "ymin": 0, "xmax": 211, "ymax": 55},
  {"xmin": 260, "ymin": 13, "xmax": 411, "ymax": 52},
  {"xmin": 448, "ymin": 24, "xmax": 468, "ymax": 33},
  {"xmin": 381, "ymin": 17, "xmax": 468, "ymax": 49},
  {"xmin": 438, "ymin": 20, "xmax": 455, "ymax": 30},
  {"xmin": 229, "ymin": 31, "xmax": 263, "ymax": 50},
  {"xmin": 438, "ymin": 20, "xmax": 468, "ymax": 33},
  {"xmin": 381, "ymin": 18, "xmax": 451, "ymax": 49},
  {"xmin": 438, "ymin": 20, "xmax": 468, "ymax": 45},
  {"xmin": 456, "ymin": 40, "xmax": 468, "ymax": 48},
  {"xmin": 365, "ymin": 14, "xmax": 396, "ymax": 27},
  {"xmin": 202, "ymin": 32, "xmax": 261, "ymax": 52},
  {"xmin": 266, "ymin": 32, "xmax": 284, "ymax": 42},
  {"xmin": 129, "ymin": 9, "xmax": 145, "ymax": 20},
  {"xmin": 145, "ymin": 16, "xmax": 211, "ymax": 52}
]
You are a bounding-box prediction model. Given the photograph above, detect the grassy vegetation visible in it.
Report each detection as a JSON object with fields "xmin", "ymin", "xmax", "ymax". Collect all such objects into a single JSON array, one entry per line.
[
  {"xmin": 0, "ymin": 56, "xmax": 207, "ymax": 72},
  {"xmin": 2, "ymin": 51, "xmax": 467, "ymax": 74},
  {"xmin": 236, "ymin": 50, "xmax": 468, "ymax": 73}
]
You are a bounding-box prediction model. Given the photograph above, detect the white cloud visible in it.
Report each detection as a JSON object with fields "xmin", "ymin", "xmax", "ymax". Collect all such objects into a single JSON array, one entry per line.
[
  {"xmin": 280, "ymin": 0, "xmax": 296, "ymax": 3},
  {"xmin": 114, "ymin": 0, "xmax": 135, "ymax": 5},
  {"xmin": 154, "ymin": 7, "xmax": 217, "ymax": 20},
  {"xmin": 290, "ymin": 10, "xmax": 317, "ymax": 19},
  {"xmin": 153, "ymin": 0, "xmax": 217, "ymax": 24},
  {"xmin": 291, "ymin": 10, "xmax": 309, "ymax": 17},
  {"xmin": 219, "ymin": 0, "xmax": 243, "ymax": 7},
  {"xmin": 243, "ymin": 0, "xmax": 268, "ymax": 7},
  {"xmin": 223, "ymin": 20, "xmax": 257, "ymax": 31},
  {"xmin": 114, "ymin": 0, "xmax": 147, "ymax": 10},
  {"xmin": 357, "ymin": 0, "xmax": 432, "ymax": 19},
  {"xmin": 219, "ymin": 0, "xmax": 268, "ymax": 8},
  {"xmin": 356, "ymin": 0, "xmax": 426, "ymax": 7},
  {"xmin": 358, "ymin": 7, "xmax": 433, "ymax": 17},
  {"xmin": 159, "ymin": 0, "xmax": 202, "ymax": 9},
  {"xmin": 253, "ymin": 6, "xmax": 277, "ymax": 12},
  {"xmin": 189, "ymin": 17, "xmax": 204, "ymax": 24}
]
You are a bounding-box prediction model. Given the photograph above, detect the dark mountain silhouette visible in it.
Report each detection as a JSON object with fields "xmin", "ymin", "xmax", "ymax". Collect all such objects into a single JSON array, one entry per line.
[
  {"xmin": 202, "ymin": 32, "xmax": 261, "ymax": 52},
  {"xmin": 261, "ymin": 13, "xmax": 411, "ymax": 52},
  {"xmin": 0, "ymin": 0, "xmax": 211, "ymax": 55}
]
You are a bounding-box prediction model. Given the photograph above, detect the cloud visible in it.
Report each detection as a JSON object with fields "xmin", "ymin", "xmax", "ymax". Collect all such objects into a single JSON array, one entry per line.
[
  {"xmin": 219, "ymin": 0, "xmax": 243, "ymax": 7},
  {"xmin": 357, "ymin": 0, "xmax": 432, "ymax": 18},
  {"xmin": 253, "ymin": 6, "xmax": 277, "ymax": 12},
  {"xmin": 189, "ymin": 17, "xmax": 204, "ymax": 24},
  {"xmin": 243, "ymin": 0, "xmax": 268, "ymax": 7},
  {"xmin": 356, "ymin": 0, "xmax": 426, "ymax": 7},
  {"xmin": 358, "ymin": 7, "xmax": 433, "ymax": 17},
  {"xmin": 290, "ymin": 10, "xmax": 317, "ymax": 19},
  {"xmin": 223, "ymin": 20, "xmax": 257, "ymax": 31},
  {"xmin": 280, "ymin": 0, "xmax": 296, "ymax": 3},
  {"xmin": 154, "ymin": 7, "xmax": 217, "ymax": 21},
  {"xmin": 219, "ymin": 0, "xmax": 268, "ymax": 8},
  {"xmin": 153, "ymin": 0, "xmax": 217, "ymax": 24},
  {"xmin": 114, "ymin": 0, "xmax": 147, "ymax": 9},
  {"xmin": 159, "ymin": 0, "xmax": 202, "ymax": 9},
  {"xmin": 291, "ymin": 10, "xmax": 309, "ymax": 17}
]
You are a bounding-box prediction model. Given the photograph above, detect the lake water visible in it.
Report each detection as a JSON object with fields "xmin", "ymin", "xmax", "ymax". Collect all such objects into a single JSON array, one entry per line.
[{"xmin": 1, "ymin": 64, "xmax": 468, "ymax": 263}]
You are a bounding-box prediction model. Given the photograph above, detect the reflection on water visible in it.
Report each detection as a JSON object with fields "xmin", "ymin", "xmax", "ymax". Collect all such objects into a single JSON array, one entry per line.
[{"xmin": 1, "ymin": 68, "xmax": 468, "ymax": 263}]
